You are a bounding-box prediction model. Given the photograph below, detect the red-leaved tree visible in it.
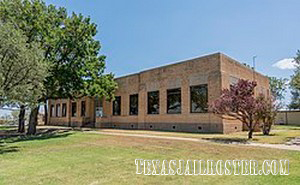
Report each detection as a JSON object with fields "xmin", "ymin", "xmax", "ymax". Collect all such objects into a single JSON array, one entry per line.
[{"xmin": 210, "ymin": 79, "xmax": 259, "ymax": 139}]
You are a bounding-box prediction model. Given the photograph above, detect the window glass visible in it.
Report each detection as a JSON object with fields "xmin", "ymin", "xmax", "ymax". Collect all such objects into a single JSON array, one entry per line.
[
  {"xmin": 113, "ymin": 96, "xmax": 121, "ymax": 116},
  {"xmin": 190, "ymin": 84, "xmax": 208, "ymax": 113},
  {"xmin": 71, "ymin": 102, "xmax": 77, "ymax": 117},
  {"xmin": 129, "ymin": 94, "xmax": 138, "ymax": 115},
  {"xmin": 62, "ymin": 103, "xmax": 67, "ymax": 117},
  {"xmin": 167, "ymin": 88, "xmax": 181, "ymax": 114},
  {"xmin": 81, "ymin": 101, "xmax": 86, "ymax": 117},
  {"xmin": 56, "ymin": 104, "xmax": 61, "ymax": 117},
  {"xmin": 148, "ymin": 91, "xmax": 159, "ymax": 114}
]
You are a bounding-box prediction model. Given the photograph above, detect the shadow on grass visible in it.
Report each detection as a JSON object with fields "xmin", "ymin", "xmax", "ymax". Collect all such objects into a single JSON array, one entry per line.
[
  {"xmin": 202, "ymin": 137, "xmax": 249, "ymax": 144},
  {"xmin": 0, "ymin": 128, "xmax": 73, "ymax": 155}
]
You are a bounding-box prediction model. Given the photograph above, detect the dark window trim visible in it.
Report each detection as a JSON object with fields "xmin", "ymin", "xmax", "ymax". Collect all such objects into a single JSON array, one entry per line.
[
  {"xmin": 62, "ymin": 103, "xmax": 67, "ymax": 117},
  {"xmin": 190, "ymin": 84, "xmax": 208, "ymax": 113},
  {"xmin": 71, "ymin": 102, "xmax": 77, "ymax": 117},
  {"xmin": 129, "ymin": 94, "xmax": 138, "ymax": 116},
  {"xmin": 112, "ymin": 96, "xmax": 121, "ymax": 116},
  {"xmin": 147, "ymin": 90, "xmax": 160, "ymax": 115},
  {"xmin": 56, "ymin": 103, "xmax": 61, "ymax": 117},
  {"xmin": 81, "ymin": 101, "xmax": 86, "ymax": 117},
  {"xmin": 167, "ymin": 88, "xmax": 182, "ymax": 114}
]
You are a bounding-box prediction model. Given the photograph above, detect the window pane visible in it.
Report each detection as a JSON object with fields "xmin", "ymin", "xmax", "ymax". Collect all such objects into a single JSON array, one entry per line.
[
  {"xmin": 72, "ymin": 102, "xmax": 77, "ymax": 117},
  {"xmin": 167, "ymin": 88, "xmax": 181, "ymax": 114},
  {"xmin": 113, "ymin": 96, "xmax": 121, "ymax": 115},
  {"xmin": 95, "ymin": 97, "xmax": 104, "ymax": 117},
  {"xmin": 50, "ymin": 105, "xmax": 55, "ymax": 117},
  {"xmin": 190, "ymin": 84, "xmax": 208, "ymax": 113},
  {"xmin": 148, "ymin": 91, "xmax": 159, "ymax": 114},
  {"xmin": 129, "ymin": 94, "xmax": 138, "ymax": 115},
  {"xmin": 62, "ymin": 103, "xmax": 67, "ymax": 117},
  {"xmin": 81, "ymin": 101, "xmax": 86, "ymax": 117},
  {"xmin": 56, "ymin": 104, "xmax": 61, "ymax": 117}
]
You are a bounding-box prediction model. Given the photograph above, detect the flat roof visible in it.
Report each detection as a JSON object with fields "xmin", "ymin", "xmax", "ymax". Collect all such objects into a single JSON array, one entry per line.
[{"xmin": 115, "ymin": 52, "xmax": 267, "ymax": 80}]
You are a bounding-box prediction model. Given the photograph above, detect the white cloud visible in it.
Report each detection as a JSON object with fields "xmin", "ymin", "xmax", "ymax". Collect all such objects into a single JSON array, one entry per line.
[{"xmin": 272, "ymin": 58, "xmax": 296, "ymax": 70}]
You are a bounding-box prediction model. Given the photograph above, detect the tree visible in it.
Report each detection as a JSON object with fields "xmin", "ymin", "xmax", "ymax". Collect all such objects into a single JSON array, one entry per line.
[
  {"xmin": 256, "ymin": 95, "xmax": 277, "ymax": 135},
  {"xmin": 0, "ymin": 0, "xmax": 117, "ymax": 134},
  {"xmin": 210, "ymin": 79, "xmax": 260, "ymax": 139},
  {"xmin": 0, "ymin": 23, "xmax": 48, "ymax": 132},
  {"xmin": 289, "ymin": 50, "xmax": 300, "ymax": 109},
  {"xmin": 268, "ymin": 77, "xmax": 288, "ymax": 108}
]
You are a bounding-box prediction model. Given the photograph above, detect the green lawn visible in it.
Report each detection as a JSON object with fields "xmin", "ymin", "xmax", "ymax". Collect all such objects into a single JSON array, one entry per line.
[
  {"xmin": 96, "ymin": 125, "xmax": 300, "ymax": 144},
  {"xmin": 0, "ymin": 129, "xmax": 299, "ymax": 185}
]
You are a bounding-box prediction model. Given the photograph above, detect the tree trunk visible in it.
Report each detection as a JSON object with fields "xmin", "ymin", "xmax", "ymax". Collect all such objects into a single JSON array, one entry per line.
[
  {"xmin": 248, "ymin": 128, "xmax": 254, "ymax": 139},
  {"xmin": 44, "ymin": 99, "xmax": 48, "ymax": 125},
  {"xmin": 18, "ymin": 105, "xmax": 26, "ymax": 133},
  {"xmin": 27, "ymin": 105, "xmax": 39, "ymax": 135}
]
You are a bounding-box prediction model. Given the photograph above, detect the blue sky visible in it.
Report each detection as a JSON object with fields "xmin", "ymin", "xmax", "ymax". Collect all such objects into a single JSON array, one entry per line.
[
  {"xmin": 2, "ymin": 0, "xmax": 298, "ymax": 116},
  {"xmin": 44, "ymin": 0, "xmax": 299, "ymax": 80}
]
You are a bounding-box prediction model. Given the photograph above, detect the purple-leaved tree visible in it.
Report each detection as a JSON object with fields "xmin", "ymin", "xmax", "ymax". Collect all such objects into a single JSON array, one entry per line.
[{"xmin": 210, "ymin": 79, "xmax": 259, "ymax": 139}]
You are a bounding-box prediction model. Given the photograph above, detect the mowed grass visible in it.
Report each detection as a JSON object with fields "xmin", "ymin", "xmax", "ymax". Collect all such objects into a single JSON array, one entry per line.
[
  {"xmin": 0, "ymin": 130, "xmax": 299, "ymax": 185},
  {"xmin": 98, "ymin": 125, "xmax": 300, "ymax": 144}
]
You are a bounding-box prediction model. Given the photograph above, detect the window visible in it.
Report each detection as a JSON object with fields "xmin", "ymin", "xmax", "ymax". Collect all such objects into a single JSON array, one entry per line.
[
  {"xmin": 71, "ymin": 102, "xmax": 77, "ymax": 117},
  {"xmin": 190, "ymin": 84, "xmax": 208, "ymax": 113},
  {"xmin": 167, "ymin": 88, "xmax": 181, "ymax": 114},
  {"xmin": 50, "ymin": 105, "xmax": 55, "ymax": 117},
  {"xmin": 113, "ymin": 96, "xmax": 121, "ymax": 116},
  {"xmin": 62, "ymin": 103, "xmax": 67, "ymax": 117},
  {"xmin": 81, "ymin": 101, "xmax": 86, "ymax": 117},
  {"xmin": 56, "ymin": 104, "xmax": 61, "ymax": 117},
  {"xmin": 95, "ymin": 97, "xmax": 104, "ymax": 117},
  {"xmin": 129, "ymin": 94, "xmax": 138, "ymax": 115},
  {"xmin": 147, "ymin": 91, "xmax": 159, "ymax": 114}
]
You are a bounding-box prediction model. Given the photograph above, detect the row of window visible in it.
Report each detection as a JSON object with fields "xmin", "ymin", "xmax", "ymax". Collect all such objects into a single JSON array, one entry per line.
[
  {"xmin": 113, "ymin": 84, "xmax": 208, "ymax": 116},
  {"xmin": 50, "ymin": 101, "xmax": 86, "ymax": 117}
]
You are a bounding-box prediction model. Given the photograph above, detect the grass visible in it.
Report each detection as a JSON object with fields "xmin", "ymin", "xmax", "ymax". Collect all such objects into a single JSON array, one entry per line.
[
  {"xmin": 97, "ymin": 125, "xmax": 300, "ymax": 144},
  {"xmin": 0, "ymin": 128, "xmax": 299, "ymax": 185}
]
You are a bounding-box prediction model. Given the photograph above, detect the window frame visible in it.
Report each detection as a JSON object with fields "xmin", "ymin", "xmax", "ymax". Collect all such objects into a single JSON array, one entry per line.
[
  {"xmin": 147, "ymin": 91, "xmax": 160, "ymax": 115},
  {"xmin": 129, "ymin": 94, "xmax": 139, "ymax": 115},
  {"xmin": 81, "ymin": 101, "xmax": 86, "ymax": 117},
  {"xmin": 112, "ymin": 96, "xmax": 121, "ymax": 116},
  {"xmin": 62, "ymin": 103, "xmax": 67, "ymax": 117},
  {"xmin": 56, "ymin": 103, "xmax": 61, "ymax": 117},
  {"xmin": 190, "ymin": 84, "xmax": 208, "ymax": 113},
  {"xmin": 71, "ymin": 102, "xmax": 77, "ymax": 117},
  {"xmin": 167, "ymin": 88, "xmax": 182, "ymax": 114}
]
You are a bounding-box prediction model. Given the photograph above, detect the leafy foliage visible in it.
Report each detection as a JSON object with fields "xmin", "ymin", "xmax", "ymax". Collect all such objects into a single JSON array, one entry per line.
[
  {"xmin": 210, "ymin": 79, "xmax": 276, "ymax": 138},
  {"xmin": 289, "ymin": 50, "xmax": 300, "ymax": 109},
  {"xmin": 268, "ymin": 76, "xmax": 288, "ymax": 107},
  {"xmin": 0, "ymin": 23, "xmax": 48, "ymax": 105}
]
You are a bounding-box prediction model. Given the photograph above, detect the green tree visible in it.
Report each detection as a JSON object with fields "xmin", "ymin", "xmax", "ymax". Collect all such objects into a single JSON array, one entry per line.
[
  {"xmin": 0, "ymin": 0, "xmax": 117, "ymax": 134},
  {"xmin": 289, "ymin": 50, "xmax": 300, "ymax": 109},
  {"xmin": 268, "ymin": 77, "xmax": 288, "ymax": 101},
  {"xmin": 0, "ymin": 23, "xmax": 48, "ymax": 132}
]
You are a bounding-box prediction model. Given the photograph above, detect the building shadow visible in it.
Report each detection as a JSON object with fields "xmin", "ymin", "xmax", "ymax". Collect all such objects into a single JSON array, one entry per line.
[{"xmin": 202, "ymin": 137, "xmax": 249, "ymax": 144}]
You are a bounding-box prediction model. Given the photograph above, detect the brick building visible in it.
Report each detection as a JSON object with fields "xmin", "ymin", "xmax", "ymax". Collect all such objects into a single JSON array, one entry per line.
[{"xmin": 48, "ymin": 53, "xmax": 269, "ymax": 133}]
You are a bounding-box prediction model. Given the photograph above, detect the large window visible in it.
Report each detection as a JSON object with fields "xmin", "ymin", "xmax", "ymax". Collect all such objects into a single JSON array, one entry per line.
[
  {"xmin": 62, "ymin": 103, "xmax": 67, "ymax": 117},
  {"xmin": 129, "ymin": 94, "xmax": 138, "ymax": 115},
  {"xmin": 56, "ymin": 104, "xmax": 61, "ymax": 117},
  {"xmin": 50, "ymin": 105, "xmax": 55, "ymax": 117},
  {"xmin": 71, "ymin": 102, "xmax": 77, "ymax": 117},
  {"xmin": 190, "ymin": 84, "xmax": 208, "ymax": 113},
  {"xmin": 167, "ymin": 88, "xmax": 181, "ymax": 114},
  {"xmin": 148, "ymin": 91, "xmax": 159, "ymax": 114},
  {"xmin": 113, "ymin": 96, "xmax": 121, "ymax": 116},
  {"xmin": 81, "ymin": 101, "xmax": 86, "ymax": 117}
]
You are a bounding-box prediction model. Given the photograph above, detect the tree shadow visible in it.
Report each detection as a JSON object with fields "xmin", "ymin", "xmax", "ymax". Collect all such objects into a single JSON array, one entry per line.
[
  {"xmin": 202, "ymin": 137, "xmax": 249, "ymax": 144},
  {"xmin": 0, "ymin": 144, "xmax": 19, "ymax": 154},
  {"xmin": 0, "ymin": 128, "xmax": 73, "ymax": 155}
]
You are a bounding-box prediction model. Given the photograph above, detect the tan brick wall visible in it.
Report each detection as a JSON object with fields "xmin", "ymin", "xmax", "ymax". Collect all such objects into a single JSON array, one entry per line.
[
  {"xmin": 276, "ymin": 111, "xmax": 300, "ymax": 125},
  {"xmin": 49, "ymin": 52, "xmax": 269, "ymax": 133}
]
